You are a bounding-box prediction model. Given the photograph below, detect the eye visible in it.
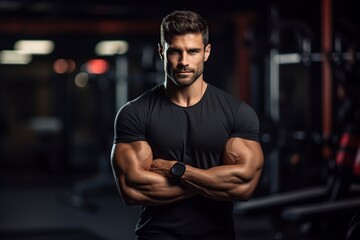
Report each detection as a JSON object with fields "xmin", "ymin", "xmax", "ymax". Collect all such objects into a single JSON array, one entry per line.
[
  {"xmin": 188, "ymin": 49, "xmax": 200, "ymax": 55},
  {"xmin": 168, "ymin": 49, "xmax": 181, "ymax": 55}
]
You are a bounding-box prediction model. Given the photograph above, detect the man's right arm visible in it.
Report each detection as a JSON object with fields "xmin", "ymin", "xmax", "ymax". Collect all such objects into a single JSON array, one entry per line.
[{"xmin": 110, "ymin": 141, "xmax": 194, "ymax": 206}]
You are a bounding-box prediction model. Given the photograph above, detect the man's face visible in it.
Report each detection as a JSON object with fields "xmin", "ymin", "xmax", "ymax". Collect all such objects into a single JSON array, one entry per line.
[{"xmin": 159, "ymin": 33, "xmax": 211, "ymax": 87}]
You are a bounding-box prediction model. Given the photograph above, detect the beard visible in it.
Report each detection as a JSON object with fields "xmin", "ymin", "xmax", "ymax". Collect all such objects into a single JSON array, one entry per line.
[{"xmin": 166, "ymin": 64, "xmax": 204, "ymax": 87}]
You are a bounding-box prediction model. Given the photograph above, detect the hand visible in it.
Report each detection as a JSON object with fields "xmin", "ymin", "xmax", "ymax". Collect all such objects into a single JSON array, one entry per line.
[{"xmin": 150, "ymin": 159, "xmax": 177, "ymax": 178}]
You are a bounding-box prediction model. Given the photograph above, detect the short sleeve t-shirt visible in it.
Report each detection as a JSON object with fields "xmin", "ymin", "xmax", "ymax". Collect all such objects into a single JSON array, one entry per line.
[{"xmin": 114, "ymin": 83, "xmax": 260, "ymax": 239}]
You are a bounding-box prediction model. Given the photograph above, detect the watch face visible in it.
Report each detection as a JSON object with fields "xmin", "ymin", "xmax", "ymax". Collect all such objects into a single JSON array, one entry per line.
[{"xmin": 172, "ymin": 162, "xmax": 185, "ymax": 177}]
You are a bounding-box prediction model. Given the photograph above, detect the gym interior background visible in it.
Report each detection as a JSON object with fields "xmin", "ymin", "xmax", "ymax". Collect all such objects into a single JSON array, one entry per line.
[{"xmin": 0, "ymin": 0, "xmax": 359, "ymax": 239}]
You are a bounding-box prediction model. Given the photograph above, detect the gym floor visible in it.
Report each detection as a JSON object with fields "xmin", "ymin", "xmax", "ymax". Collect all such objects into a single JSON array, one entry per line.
[
  {"xmin": 0, "ymin": 169, "xmax": 140, "ymax": 240},
  {"xmin": 0, "ymin": 168, "xmax": 276, "ymax": 240}
]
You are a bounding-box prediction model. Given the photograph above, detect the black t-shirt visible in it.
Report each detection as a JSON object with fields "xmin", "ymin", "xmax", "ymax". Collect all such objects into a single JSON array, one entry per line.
[{"xmin": 114, "ymin": 83, "xmax": 259, "ymax": 239}]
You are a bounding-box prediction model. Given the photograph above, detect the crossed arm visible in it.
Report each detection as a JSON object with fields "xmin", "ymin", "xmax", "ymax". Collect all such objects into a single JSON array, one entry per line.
[{"xmin": 110, "ymin": 137, "xmax": 263, "ymax": 205}]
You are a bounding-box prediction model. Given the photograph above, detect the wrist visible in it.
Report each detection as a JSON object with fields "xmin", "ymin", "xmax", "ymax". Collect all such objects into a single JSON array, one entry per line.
[{"xmin": 170, "ymin": 162, "xmax": 186, "ymax": 179}]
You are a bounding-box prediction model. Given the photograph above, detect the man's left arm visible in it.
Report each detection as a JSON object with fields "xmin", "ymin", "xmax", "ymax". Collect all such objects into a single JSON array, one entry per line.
[{"xmin": 150, "ymin": 137, "xmax": 264, "ymax": 201}]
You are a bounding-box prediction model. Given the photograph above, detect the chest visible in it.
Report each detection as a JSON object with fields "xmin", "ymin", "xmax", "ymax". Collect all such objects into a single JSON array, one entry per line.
[{"xmin": 146, "ymin": 103, "xmax": 231, "ymax": 158}]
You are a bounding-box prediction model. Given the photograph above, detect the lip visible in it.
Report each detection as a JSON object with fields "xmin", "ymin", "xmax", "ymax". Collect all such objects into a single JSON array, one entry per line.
[{"xmin": 176, "ymin": 72, "xmax": 192, "ymax": 77}]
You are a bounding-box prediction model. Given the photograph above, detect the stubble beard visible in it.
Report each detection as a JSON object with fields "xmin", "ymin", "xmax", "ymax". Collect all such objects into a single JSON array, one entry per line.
[{"xmin": 167, "ymin": 64, "xmax": 204, "ymax": 87}]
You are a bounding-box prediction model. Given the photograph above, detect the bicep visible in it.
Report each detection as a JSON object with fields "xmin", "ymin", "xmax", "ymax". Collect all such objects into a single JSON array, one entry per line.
[
  {"xmin": 111, "ymin": 141, "xmax": 153, "ymax": 200},
  {"xmin": 221, "ymin": 137, "xmax": 263, "ymax": 199},
  {"xmin": 111, "ymin": 141, "xmax": 152, "ymax": 172},
  {"xmin": 223, "ymin": 137, "xmax": 263, "ymax": 181}
]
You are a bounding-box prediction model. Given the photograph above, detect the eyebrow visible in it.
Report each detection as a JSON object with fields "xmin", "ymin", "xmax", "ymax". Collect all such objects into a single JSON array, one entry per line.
[{"xmin": 168, "ymin": 47, "xmax": 202, "ymax": 51}]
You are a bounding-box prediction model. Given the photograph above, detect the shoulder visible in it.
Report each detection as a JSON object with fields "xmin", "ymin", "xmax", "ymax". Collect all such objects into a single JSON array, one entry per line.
[
  {"xmin": 129, "ymin": 84, "xmax": 163, "ymax": 106},
  {"xmin": 118, "ymin": 84, "xmax": 163, "ymax": 112},
  {"xmin": 207, "ymin": 84, "xmax": 241, "ymax": 102},
  {"xmin": 206, "ymin": 84, "xmax": 248, "ymax": 110},
  {"xmin": 206, "ymin": 84, "xmax": 259, "ymax": 140},
  {"xmin": 115, "ymin": 84, "xmax": 163, "ymax": 124}
]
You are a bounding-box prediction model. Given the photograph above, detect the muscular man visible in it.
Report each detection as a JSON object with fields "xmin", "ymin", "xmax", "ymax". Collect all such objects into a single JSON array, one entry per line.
[{"xmin": 111, "ymin": 10, "xmax": 264, "ymax": 240}]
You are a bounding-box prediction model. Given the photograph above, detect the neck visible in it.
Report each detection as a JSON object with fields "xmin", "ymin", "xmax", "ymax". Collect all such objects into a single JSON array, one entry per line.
[{"xmin": 164, "ymin": 79, "xmax": 207, "ymax": 107}]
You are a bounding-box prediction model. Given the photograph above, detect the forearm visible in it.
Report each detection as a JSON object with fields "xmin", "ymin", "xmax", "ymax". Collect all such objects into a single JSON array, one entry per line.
[
  {"xmin": 150, "ymin": 159, "xmax": 261, "ymax": 201},
  {"xmin": 111, "ymin": 142, "xmax": 195, "ymax": 206},
  {"xmin": 180, "ymin": 164, "xmax": 261, "ymax": 201},
  {"xmin": 116, "ymin": 168, "xmax": 194, "ymax": 206}
]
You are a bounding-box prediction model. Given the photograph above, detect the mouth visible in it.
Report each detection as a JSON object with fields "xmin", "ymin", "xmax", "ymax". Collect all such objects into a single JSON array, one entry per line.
[
  {"xmin": 175, "ymin": 72, "xmax": 192, "ymax": 78},
  {"xmin": 176, "ymin": 69, "xmax": 193, "ymax": 74},
  {"xmin": 176, "ymin": 67, "xmax": 193, "ymax": 73}
]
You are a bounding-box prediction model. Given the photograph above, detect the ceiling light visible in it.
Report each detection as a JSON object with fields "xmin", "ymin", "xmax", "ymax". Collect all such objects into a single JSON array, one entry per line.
[
  {"xmin": 95, "ymin": 40, "xmax": 129, "ymax": 56},
  {"xmin": 14, "ymin": 40, "xmax": 54, "ymax": 55},
  {"xmin": 0, "ymin": 50, "xmax": 32, "ymax": 64}
]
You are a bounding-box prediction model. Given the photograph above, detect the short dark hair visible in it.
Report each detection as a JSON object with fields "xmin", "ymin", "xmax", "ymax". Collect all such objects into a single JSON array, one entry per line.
[{"xmin": 160, "ymin": 10, "xmax": 209, "ymax": 46}]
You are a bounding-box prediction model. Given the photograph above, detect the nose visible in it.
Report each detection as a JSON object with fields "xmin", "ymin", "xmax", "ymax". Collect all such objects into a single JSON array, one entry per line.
[{"xmin": 179, "ymin": 52, "xmax": 189, "ymax": 66}]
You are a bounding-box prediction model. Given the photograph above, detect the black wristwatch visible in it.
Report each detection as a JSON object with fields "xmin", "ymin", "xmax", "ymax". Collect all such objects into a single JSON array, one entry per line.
[{"xmin": 170, "ymin": 162, "xmax": 186, "ymax": 178}]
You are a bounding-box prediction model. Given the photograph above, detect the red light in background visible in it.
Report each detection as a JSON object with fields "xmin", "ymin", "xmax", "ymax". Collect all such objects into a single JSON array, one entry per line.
[
  {"xmin": 86, "ymin": 59, "xmax": 109, "ymax": 74},
  {"xmin": 53, "ymin": 58, "xmax": 76, "ymax": 74}
]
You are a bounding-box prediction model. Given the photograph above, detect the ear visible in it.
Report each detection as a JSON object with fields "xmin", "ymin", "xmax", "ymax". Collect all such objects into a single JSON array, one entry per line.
[
  {"xmin": 204, "ymin": 44, "xmax": 211, "ymax": 62},
  {"xmin": 158, "ymin": 43, "xmax": 164, "ymax": 60}
]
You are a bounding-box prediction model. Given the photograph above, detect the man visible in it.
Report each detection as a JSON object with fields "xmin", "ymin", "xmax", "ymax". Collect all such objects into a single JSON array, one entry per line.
[{"xmin": 111, "ymin": 10, "xmax": 263, "ymax": 240}]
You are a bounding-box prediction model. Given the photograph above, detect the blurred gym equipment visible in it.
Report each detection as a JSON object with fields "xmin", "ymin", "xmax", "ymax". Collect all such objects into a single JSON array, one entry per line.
[{"xmin": 235, "ymin": 1, "xmax": 360, "ymax": 239}]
